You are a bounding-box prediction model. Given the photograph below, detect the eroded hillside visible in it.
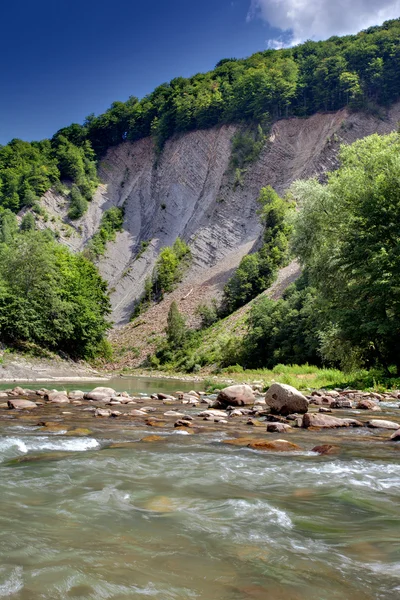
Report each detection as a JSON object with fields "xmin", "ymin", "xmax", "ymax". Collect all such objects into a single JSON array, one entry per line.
[{"xmin": 38, "ymin": 103, "xmax": 400, "ymax": 349}]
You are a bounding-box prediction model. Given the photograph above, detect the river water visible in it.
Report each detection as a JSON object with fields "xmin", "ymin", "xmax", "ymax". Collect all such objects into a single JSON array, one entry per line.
[{"xmin": 0, "ymin": 379, "xmax": 399, "ymax": 599}]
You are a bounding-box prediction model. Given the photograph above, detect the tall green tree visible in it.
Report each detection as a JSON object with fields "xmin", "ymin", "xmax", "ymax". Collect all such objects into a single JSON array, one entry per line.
[{"xmin": 292, "ymin": 132, "xmax": 400, "ymax": 373}]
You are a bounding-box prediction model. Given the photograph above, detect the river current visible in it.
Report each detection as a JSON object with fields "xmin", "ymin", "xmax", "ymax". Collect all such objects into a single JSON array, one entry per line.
[{"xmin": 0, "ymin": 380, "xmax": 399, "ymax": 599}]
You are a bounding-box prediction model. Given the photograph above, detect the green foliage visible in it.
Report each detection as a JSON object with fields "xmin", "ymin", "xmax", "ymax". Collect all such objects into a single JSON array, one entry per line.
[
  {"xmin": 166, "ymin": 301, "xmax": 187, "ymax": 349},
  {"xmin": 86, "ymin": 206, "xmax": 125, "ymax": 259},
  {"xmin": 0, "ymin": 230, "xmax": 110, "ymax": 358},
  {"xmin": 151, "ymin": 238, "xmax": 191, "ymax": 298},
  {"xmin": 68, "ymin": 185, "xmax": 88, "ymax": 220},
  {"xmin": 0, "ymin": 209, "xmax": 18, "ymax": 243},
  {"xmin": 131, "ymin": 238, "xmax": 191, "ymax": 323},
  {"xmin": 196, "ymin": 299, "xmax": 218, "ymax": 328},
  {"xmin": 292, "ymin": 132, "xmax": 400, "ymax": 374},
  {"xmin": 222, "ymin": 186, "xmax": 294, "ymax": 314},
  {"xmin": 20, "ymin": 212, "xmax": 36, "ymax": 231},
  {"xmin": 0, "ymin": 136, "xmax": 97, "ymax": 215},
  {"xmin": 242, "ymin": 276, "xmax": 321, "ymax": 369}
]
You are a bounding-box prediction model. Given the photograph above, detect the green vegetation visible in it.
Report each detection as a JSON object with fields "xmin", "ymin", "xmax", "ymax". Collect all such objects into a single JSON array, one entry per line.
[
  {"xmin": 131, "ymin": 238, "xmax": 191, "ymax": 319},
  {"xmin": 54, "ymin": 19, "xmax": 400, "ymax": 154},
  {"xmin": 0, "ymin": 211, "xmax": 111, "ymax": 359},
  {"xmin": 85, "ymin": 206, "xmax": 125, "ymax": 259},
  {"xmin": 222, "ymin": 186, "xmax": 294, "ymax": 314},
  {"xmin": 147, "ymin": 131, "xmax": 400, "ymax": 381},
  {"xmin": 0, "ymin": 137, "xmax": 97, "ymax": 217}
]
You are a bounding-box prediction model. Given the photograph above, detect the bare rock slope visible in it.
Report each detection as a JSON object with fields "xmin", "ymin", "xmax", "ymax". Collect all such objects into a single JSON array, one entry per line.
[{"xmin": 41, "ymin": 104, "xmax": 400, "ymax": 336}]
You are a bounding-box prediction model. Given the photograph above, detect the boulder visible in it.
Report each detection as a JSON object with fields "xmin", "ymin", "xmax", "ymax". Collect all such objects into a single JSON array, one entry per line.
[
  {"xmin": 45, "ymin": 392, "xmax": 70, "ymax": 404},
  {"xmin": 303, "ymin": 413, "xmax": 363, "ymax": 428},
  {"xmin": 264, "ymin": 383, "xmax": 308, "ymax": 416},
  {"xmin": 389, "ymin": 429, "xmax": 400, "ymax": 441},
  {"xmin": 367, "ymin": 419, "xmax": 400, "ymax": 430},
  {"xmin": 356, "ymin": 399, "xmax": 381, "ymax": 411},
  {"xmin": 217, "ymin": 385, "xmax": 255, "ymax": 407},
  {"xmin": 85, "ymin": 387, "xmax": 116, "ymax": 400},
  {"xmin": 8, "ymin": 399, "xmax": 37, "ymax": 410}
]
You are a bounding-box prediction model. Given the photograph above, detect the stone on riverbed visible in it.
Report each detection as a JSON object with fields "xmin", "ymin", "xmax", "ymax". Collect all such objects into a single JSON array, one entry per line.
[
  {"xmin": 45, "ymin": 392, "xmax": 70, "ymax": 404},
  {"xmin": 303, "ymin": 413, "xmax": 363, "ymax": 428},
  {"xmin": 8, "ymin": 399, "xmax": 37, "ymax": 410},
  {"xmin": 217, "ymin": 385, "xmax": 255, "ymax": 407},
  {"xmin": 224, "ymin": 437, "xmax": 300, "ymax": 451},
  {"xmin": 367, "ymin": 419, "xmax": 400, "ymax": 430},
  {"xmin": 68, "ymin": 390, "xmax": 85, "ymax": 400},
  {"xmin": 85, "ymin": 387, "xmax": 116, "ymax": 401},
  {"xmin": 266, "ymin": 423, "xmax": 292, "ymax": 433},
  {"xmin": 94, "ymin": 408, "xmax": 112, "ymax": 417},
  {"xmin": 312, "ymin": 444, "xmax": 340, "ymax": 455},
  {"xmin": 390, "ymin": 429, "xmax": 400, "ymax": 441},
  {"xmin": 264, "ymin": 383, "xmax": 308, "ymax": 416},
  {"xmin": 356, "ymin": 399, "xmax": 381, "ymax": 411}
]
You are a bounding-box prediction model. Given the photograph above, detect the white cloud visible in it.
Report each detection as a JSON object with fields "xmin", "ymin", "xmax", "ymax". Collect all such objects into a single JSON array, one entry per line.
[{"xmin": 248, "ymin": 1, "xmax": 400, "ymax": 45}]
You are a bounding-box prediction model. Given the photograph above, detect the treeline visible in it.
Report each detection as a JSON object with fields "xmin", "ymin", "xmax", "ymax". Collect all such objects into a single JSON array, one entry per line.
[
  {"xmin": 151, "ymin": 132, "xmax": 400, "ymax": 376},
  {"xmin": 0, "ymin": 209, "xmax": 111, "ymax": 359},
  {"xmin": 57, "ymin": 19, "xmax": 400, "ymax": 154},
  {"xmin": 1, "ymin": 19, "xmax": 400, "ymax": 218}
]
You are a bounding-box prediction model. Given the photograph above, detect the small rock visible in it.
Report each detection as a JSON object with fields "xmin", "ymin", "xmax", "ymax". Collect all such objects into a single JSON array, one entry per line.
[
  {"xmin": 68, "ymin": 390, "xmax": 85, "ymax": 400},
  {"xmin": 94, "ymin": 408, "xmax": 112, "ymax": 417},
  {"xmin": 129, "ymin": 409, "xmax": 148, "ymax": 417},
  {"xmin": 356, "ymin": 399, "xmax": 381, "ymax": 411},
  {"xmin": 330, "ymin": 399, "xmax": 353, "ymax": 409},
  {"xmin": 389, "ymin": 429, "xmax": 400, "ymax": 441},
  {"xmin": 318, "ymin": 407, "xmax": 332, "ymax": 413},
  {"xmin": 312, "ymin": 444, "xmax": 340, "ymax": 455},
  {"xmin": 266, "ymin": 423, "xmax": 292, "ymax": 433},
  {"xmin": 247, "ymin": 418, "xmax": 265, "ymax": 427},
  {"xmin": 164, "ymin": 411, "xmax": 186, "ymax": 417},
  {"xmin": 174, "ymin": 419, "xmax": 193, "ymax": 428}
]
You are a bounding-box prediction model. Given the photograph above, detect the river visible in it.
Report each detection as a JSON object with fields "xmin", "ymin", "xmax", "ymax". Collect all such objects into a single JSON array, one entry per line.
[{"xmin": 0, "ymin": 378, "xmax": 399, "ymax": 599}]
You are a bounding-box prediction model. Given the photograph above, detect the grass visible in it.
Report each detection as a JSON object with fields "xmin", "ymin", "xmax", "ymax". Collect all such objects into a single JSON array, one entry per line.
[{"xmin": 204, "ymin": 364, "xmax": 400, "ymax": 393}]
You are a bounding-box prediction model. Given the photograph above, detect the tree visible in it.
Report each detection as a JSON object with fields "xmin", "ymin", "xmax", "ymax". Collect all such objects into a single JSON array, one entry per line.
[
  {"xmin": 166, "ymin": 301, "xmax": 186, "ymax": 348},
  {"xmin": 20, "ymin": 212, "xmax": 35, "ymax": 231},
  {"xmin": 292, "ymin": 132, "xmax": 400, "ymax": 373}
]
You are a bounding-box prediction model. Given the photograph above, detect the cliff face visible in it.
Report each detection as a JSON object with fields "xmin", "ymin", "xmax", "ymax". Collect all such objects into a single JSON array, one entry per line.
[{"xmin": 39, "ymin": 103, "xmax": 400, "ymax": 330}]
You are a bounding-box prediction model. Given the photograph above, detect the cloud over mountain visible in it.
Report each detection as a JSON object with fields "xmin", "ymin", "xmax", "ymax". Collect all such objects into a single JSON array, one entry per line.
[{"xmin": 248, "ymin": 0, "xmax": 400, "ymax": 45}]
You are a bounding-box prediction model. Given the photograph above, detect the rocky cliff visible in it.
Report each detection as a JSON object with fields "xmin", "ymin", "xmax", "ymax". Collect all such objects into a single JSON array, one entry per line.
[{"xmin": 39, "ymin": 103, "xmax": 400, "ymax": 335}]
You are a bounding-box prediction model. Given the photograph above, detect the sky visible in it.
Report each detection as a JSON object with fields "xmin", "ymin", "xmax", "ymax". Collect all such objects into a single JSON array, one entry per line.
[{"xmin": 1, "ymin": 0, "xmax": 399, "ymax": 145}]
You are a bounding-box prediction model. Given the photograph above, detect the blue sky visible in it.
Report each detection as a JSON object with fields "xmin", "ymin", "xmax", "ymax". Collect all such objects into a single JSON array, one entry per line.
[{"xmin": 1, "ymin": 0, "xmax": 399, "ymax": 144}]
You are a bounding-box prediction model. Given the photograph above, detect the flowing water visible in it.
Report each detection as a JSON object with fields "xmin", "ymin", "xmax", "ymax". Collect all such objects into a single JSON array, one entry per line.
[{"xmin": 0, "ymin": 381, "xmax": 399, "ymax": 599}]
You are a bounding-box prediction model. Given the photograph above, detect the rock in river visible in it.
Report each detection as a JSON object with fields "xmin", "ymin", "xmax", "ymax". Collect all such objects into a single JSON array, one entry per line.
[
  {"xmin": 217, "ymin": 385, "xmax": 255, "ymax": 407},
  {"xmin": 8, "ymin": 399, "xmax": 37, "ymax": 410},
  {"xmin": 367, "ymin": 419, "xmax": 400, "ymax": 430},
  {"xmin": 390, "ymin": 429, "xmax": 400, "ymax": 441},
  {"xmin": 303, "ymin": 414, "xmax": 363, "ymax": 428},
  {"xmin": 264, "ymin": 383, "xmax": 308, "ymax": 416}
]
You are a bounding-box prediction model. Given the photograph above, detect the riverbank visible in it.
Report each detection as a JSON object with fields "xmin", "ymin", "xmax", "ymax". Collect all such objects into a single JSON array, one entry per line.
[{"xmin": 0, "ymin": 351, "xmax": 108, "ymax": 383}]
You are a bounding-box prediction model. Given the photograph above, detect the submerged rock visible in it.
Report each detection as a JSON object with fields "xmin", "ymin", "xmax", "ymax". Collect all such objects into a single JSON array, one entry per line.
[
  {"xmin": 223, "ymin": 437, "xmax": 301, "ymax": 451},
  {"xmin": 217, "ymin": 384, "xmax": 255, "ymax": 407},
  {"xmin": 264, "ymin": 383, "xmax": 308, "ymax": 416},
  {"xmin": 312, "ymin": 444, "xmax": 340, "ymax": 455}
]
